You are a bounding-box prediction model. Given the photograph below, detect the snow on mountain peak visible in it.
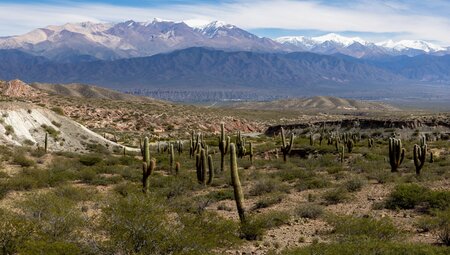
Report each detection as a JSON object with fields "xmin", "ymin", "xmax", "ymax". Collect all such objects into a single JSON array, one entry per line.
[
  {"xmin": 312, "ymin": 33, "xmax": 368, "ymax": 46},
  {"xmin": 376, "ymin": 39, "xmax": 445, "ymax": 52}
]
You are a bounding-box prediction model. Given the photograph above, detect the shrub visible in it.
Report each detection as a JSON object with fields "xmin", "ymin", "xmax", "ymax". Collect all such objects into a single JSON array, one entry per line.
[
  {"xmin": 240, "ymin": 211, "xmax": 291, "ymax": 241},
  {"xmin": 253, "ymin": 193, "xmax": 285, "ymax": 210},
  {"xmin": 0, "ymin": 209, "xmax": 34, "ymax": 254},
  {"xmin": 295, "ymin": 204, "xmax": 324, "ymax": 219},
  {"xmin": 385, "ymin": 184, "xmax": 450, "ymax": 211},
  {"xmin": 20, "ymin": 193, "xmax": 84, "ymax": 241},
  {"xmin": 51, "ymin": 107, "xmax": 65, "ymax": 115},
  {"xmin": 249, "ymin": 178, "xmax": 289, "ymax": 196},
  {"xmin": 329, "ymin": 215, "xmax": 399, "ymax": 241},
  {"xmin": 12, "ymin": 152, "xmax": 35, "ymax": 167},
  {"xmin": 295, "ymin": 177, "xmax": 330, "ymax": 191},
  {"xmin": 282, "ymin": 242, "xmax": 450, "ymax": 255},
  {"xmin": 79, "ymin": 154, "xmax": 103, "ymax": 166},
  {"xmin": 344, "ymin": 177, "xmax": 365, "ymax": 192},
  {"xmin": 19, "ymin": 240, "xmax": 81, "ymax": 255},
  {"xmin": 322, "ymin": 188, "xmax": 349, "ymax": 205}
]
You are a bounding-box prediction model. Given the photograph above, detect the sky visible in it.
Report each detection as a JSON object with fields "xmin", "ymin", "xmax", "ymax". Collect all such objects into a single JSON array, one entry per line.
[{"xmin": 1, "ymin": 0, "xmax": 450, "ymax": 45}]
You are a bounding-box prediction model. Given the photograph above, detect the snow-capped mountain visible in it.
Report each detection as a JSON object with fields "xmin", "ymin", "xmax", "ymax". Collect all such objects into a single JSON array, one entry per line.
[
  {"xmin": 0, "ymin": 19, "xmax": 281, "ymax": 62},
  {"xmin": 0, "ymin": 19, "xmax": 449, "ymax": 62},
  {"xmin": 376, "ymin": 40, "xmax": 445, "ymax": 53},
  {"xmin": 276, "ymin": 34, "xmax": 449, "ymax": 58}
]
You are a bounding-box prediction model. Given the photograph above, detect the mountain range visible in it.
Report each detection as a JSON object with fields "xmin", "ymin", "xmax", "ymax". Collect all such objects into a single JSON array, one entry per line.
[
  {"xmin": 1, "ymin": 19, "xmax": 449, "ymax": 62},
  {"xmin": 0, "ymin": 19, "xmax": 449, "ymax": 102}
]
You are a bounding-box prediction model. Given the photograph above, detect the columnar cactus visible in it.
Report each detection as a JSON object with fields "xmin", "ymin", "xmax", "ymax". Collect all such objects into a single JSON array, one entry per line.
[
  {"xmin": 44, "ymin": 132, "xmax": 48, "ymax": 153},
  {"xmin": 142, "ymin": 137, "xmax": 150, "ymax": 166},
  {"xmin": 175, "ymin": 162, "xmax": 180, "ymax": 175},
  {"xmin": 346, "ymin": 139, "xmax": 354, "ymax": 153},
  {"xmin": 142, "ymin": 160, "xmax": 156, "ymax": 193},
  {"xmin": 218, "ymin": 123, "xmax": 230, "ymax": 172},
  {"xmin": 280, "ymin": 127, "xmax": 294, "ymax": 162},
  {"xmin": 207, "ymin": 155, "xmax": 214, "ymax": 185},
  {"xmin": 169, "ymin": 144, "xmax": 175, "ymax": 174},
  {"xmin": 236, "ymin": 131, "xmax": 247, "ymax": 158},
  {"xmin": 413, "ymin": 136, "xmax": 427, "ymax": 175},
  {"xmin": 310, "ymin": 133, "xmax": 314, "ymax": 146},
  {"xmin": 389, "ymin": 137, "xmax": 405, "ymax": 172},
  {"xmin": 248, "ymin": 142, "xmax": 254, "ymax": 165},
  {"xmin": 230, "ymin": 143, "xmax": 245, "ymax": 223},
  {"xmin": 340, "ymin": 145, "xmax": 345, "ymax": 163},
  {"xmin": 196, "ymin": 148, "xmax": 214, "ymax": 185},
  {"xmin": 430, "ymin": 152, "xmax": 434, "ymax": 163},
  {"xmin": 368, "ymin": 138, "xmax": 374, "ymax": 148}
]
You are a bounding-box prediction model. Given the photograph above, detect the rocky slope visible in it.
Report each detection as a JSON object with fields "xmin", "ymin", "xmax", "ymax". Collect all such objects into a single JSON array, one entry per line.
[{"xmin": 0, "ymin": 102, "xmax": 132, "ymax": 152}]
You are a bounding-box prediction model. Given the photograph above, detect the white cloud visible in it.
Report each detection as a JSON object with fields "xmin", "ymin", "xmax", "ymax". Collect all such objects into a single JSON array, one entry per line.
[{"xmin": 0, "ymin": 0, "xmax": 449, "ymax": 45}]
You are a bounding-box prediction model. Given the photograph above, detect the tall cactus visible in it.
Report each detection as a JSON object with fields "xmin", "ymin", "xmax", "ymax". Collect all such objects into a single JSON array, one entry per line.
[
  {"xmin": 169, "ymin": 144, "xmax": 175, "ymax": 174},
  {"xmin": 248, "ymin": 142, "xmax": 254, "ymax": 165},
  {"xmin": 207, "ymin": 155, "xmax": 214, "ymax": 185},
  {"xmin": 44, "ymin": 132, "xmax": 48, "ymax": 153},
  {"xmin": 196, "ymin": 148, "xmax": 213, "ymax": 185},
  {"xmin": 368, "ymin": 138, "xmax": 374, "ymax": 148},
  {"xmin": 236, "ymin": 131, "xmax": 247, "ymax": 158},
  {"xmin": 310, "ymin": 133, "xmax": 314, "ymax": 146},
  {"xmin": 413, "ymin": 136, "xmax": 427, "ymax": 175},
  {"xmin": 230, "ymin": 143, "xmax": 245, "ymax": 223},
  {"xmin": 175, "ymin": 162, "xmax": 180, "ymax": 175},
  {"xmin": 142, "ymin": 160, "xmax": 156, "ymax": 193},
  {"xmin": 346, "ymin": 139, "xmax": 354, "ymax": 153},
  {"xmin": 389, "ymin": 137, "xmax": 405, "ymax": 172},
  {"xmin": 340, "ymin": 145, "xmax": 345, "ymax": 163},
  {"xmin": 218, "ymin": 123, "xmax": 230, "ymax": 172},
  {"xmin": 143, "ymin": 136, "xmax": 150, "ymax": 166},
  {"xmin": 280, "ymin": 127, "xmax": 294, "ymax": 162}
]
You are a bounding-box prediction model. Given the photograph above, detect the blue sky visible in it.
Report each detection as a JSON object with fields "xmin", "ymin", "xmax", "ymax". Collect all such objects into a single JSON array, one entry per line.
[{"xmin": 1, "ymin": 0, "xmax": 450, "ymax": 45}]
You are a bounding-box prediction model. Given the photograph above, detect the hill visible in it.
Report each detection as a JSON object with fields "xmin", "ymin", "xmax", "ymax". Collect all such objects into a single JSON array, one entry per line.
[
  {"xmin": 29, "ymin": 82, "xmax": 151, "ymax": 102},
  {"xmin": 230, "ymin": 96, "xmax": 400, "ymax": 112}
]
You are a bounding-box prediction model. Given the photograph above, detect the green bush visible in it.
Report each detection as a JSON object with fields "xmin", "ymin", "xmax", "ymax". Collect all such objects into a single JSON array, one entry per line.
[
  {"xmin": 322, "ymin": 188, "xmax": 349, "ymax": 205},
  {"xmin": 240, "ymin": 211, "xmax": 291, "ymax": 241},
  {"xmin": 344, "ymin": 177, "xmax": 365, "ymax": 192},
  {"xmin": 79, "ymin": 154, "xmax": 103, "ymax": 166},
  {"xmin": 386, "ymin": 184, "xmax": 450, "ymax": 211},
  {"xmin": 296, "ymin": 177, "xmax": 330, "ymax": 191},
  {"xmin": 20, "ymin": 193, "xmax": 84, "ymax": 241},
  {"xmin": 253, "ymin": 193, "xmax": 285, "ymax": 210},
  {"xmin": 282, "ymin": 241, "xmax": 450, "ymax": 255},
  {"xmin": 249, "ymin": 178, "xmax": 290, "ymax": 196},
  {"xmin": 329, "ymin": 215, "xmax": 399, "ymax": 241},
  {"xmin": 295, "ymin": 204, "xmax": 324, "ymax": 219},
  {"xmin": 0, "ymin": 209, "xmax": 35, "ymax": 254},
  {"xmin": 12, "ymin": 151, "xmax": 35, "ymax": 167},
  {"xmin": 19, "ymin": 240, "xmax": 81, "ymax": 255}
]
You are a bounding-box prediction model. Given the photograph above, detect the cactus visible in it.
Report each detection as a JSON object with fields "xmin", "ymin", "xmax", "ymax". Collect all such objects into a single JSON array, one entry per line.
[
  {"xmin": 142, "ymin": 160, "xmax": 156, "ymax": 193},
  {"xmin": 44, "ymin": 132, "xmax": 48, "ymax": 153},
  {"xmin": 430, "ymin": 152, "xmax": 434, "ymax": 163},
  {"xmin": 196, "ymin": 154, "xmax": 202, "ymax": 182},
  {"xmin": 230, "ymin": 143, "xmax": 245, "ymax": 223},
  {"xmin": 143, "ymin": 137, "xmax": 150, "ymax": 166},
  {"xmin": 175, "ymin": 162, "xmax": 180, "ymax": 175},
  {"xmin": 169, "ymin": 144, "xmax": 175, "ymax": 174},
  {"xmin": 413, "ymin": 136, "xmax": 427, "ymax": 175},
  {"xmin": 340, "ymin": 145, "xmax": 345, "ymax": 163},
  {"xmin": 310, "ymin": 133, "xmax": 314, "ymax": 146},
  {"xmin": 236, "ymin": 131, "xmax": 247, "ymax": 158},
  {"xmin": 207, "ymin": 155, "xmax": 214, "ymax": 185},
  {"xmin": 248, "ymin": 142, "xmax": 254, "ymax": 165},
  {"xmin": 123, "ymin": 146, "xmax": 126, "ymax": 156},
  {"xmin": 368, "ymin": 138, "xmax": 374, "ymax": 148},
  {"xmin": 280, "ymin": 127, "xmax": 294, "ymax": 162},
  {"xmin": 346, "ymin": 139, "xmax": 354, "ymax": 153},
  {"xmin": 218, "ymin": 123, "xmax": 230, "ymax": 172},
  {"xmin": 388, "ymin": 137, "xmax": 405, "ymax": 172}
]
